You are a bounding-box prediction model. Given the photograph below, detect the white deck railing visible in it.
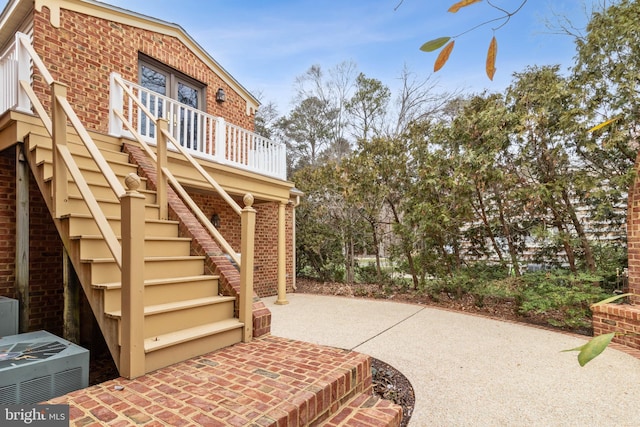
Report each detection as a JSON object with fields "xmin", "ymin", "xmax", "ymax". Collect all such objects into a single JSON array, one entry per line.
[
  {"xmin": 109, "ymin": 73, "xmax": 286, "ymax": 180},
  {"xmin": 1, "ymin": 34, "xmax": 287, "ymax": 181},
  {"xmin": 0, "ymin": 37, "xmax": 18, "ymax": 114}
]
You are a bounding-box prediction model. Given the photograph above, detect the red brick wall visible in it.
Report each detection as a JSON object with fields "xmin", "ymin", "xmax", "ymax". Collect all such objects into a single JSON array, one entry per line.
[
  {"xmin": 188, "ymin": 191, "xmax": 294, "ymax": 297},
  {"xmin": 627, "ymin": 151, "xmax": 640, "ymax": 299},
  {"xmin": 0, "ymin": 148, "xmax": 17, "ymax": 299},
  {"xmin": 32, "ymin": 5, "xmax": 254, "ymax": 133},
  {"xmin": 591, "ymin": 151, "xmax": 640, "ymax": 351},
  {"xmin": 0, "ymin": 147, "xmax": 64, "ymax": 336},
  {"xmin": 592, "ymin": 304, "xmax": 640, "ymax": 351}
]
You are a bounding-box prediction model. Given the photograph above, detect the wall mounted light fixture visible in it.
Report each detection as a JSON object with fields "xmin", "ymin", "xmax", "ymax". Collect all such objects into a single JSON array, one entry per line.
[
  {"xmin": 211, "ymin": 213, "xmax": 221, "ymax": 228},
  {"xmin": 216, "ymin": 88, "xmax": 226, "ymax": 103}
]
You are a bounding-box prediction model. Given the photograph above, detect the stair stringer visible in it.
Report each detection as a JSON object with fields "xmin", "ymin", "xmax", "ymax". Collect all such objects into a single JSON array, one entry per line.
[
  {"xmin": 123, "ymin": 142, "xmax": 272, "ymax": 337},
  {"xmin": 22, "ymin": 131, "xmax": 124, "ymax": 371}
]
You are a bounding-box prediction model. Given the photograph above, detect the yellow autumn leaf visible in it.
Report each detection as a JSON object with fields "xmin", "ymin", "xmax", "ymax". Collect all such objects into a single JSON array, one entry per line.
[
  {"xmin": 434, "ymin": 40, "xmax": 455, "ymax": 72},
  {"xmin": 486, "ymin": 36, "xmax": 497, "ymax": 80},
  {"xmin": 588, "ymin": 116, "xmax": 620, "ymax": 133},
  {"xmin": 448, "ymin": 0, "xmax": 482, "ymax": 13}
]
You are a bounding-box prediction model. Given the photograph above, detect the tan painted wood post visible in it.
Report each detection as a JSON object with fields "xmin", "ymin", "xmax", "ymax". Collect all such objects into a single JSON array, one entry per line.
[
  {"xmin": 120, "ymin": 173, "xmax": 146, "ymax": 379},
  {"xmin": 275, "ymin": 201, "xmax": 289, "ymax": 305},
  {"xmin": 63, "ymin": 247, "xmax": 80, "ymax": 344},
  {"xmin": 240, "ymin": 193, "xmax": 256, "ymax": 342},
  {"xmin": 15, "ymin": 145, "xmax": 29, "ymax": 333},
  {"xmin": 156, "ymin": 119, "xmax": 168, "ymax": 220},
  {"xmin": 51, "ymin": 82, "xmax": 69, "ymax": 218}
]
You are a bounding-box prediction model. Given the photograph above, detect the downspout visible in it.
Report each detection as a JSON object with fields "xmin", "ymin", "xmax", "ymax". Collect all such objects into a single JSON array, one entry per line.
[{"xmin": 290, "ymin": 188, "xmax": 303, "ymax": 291}]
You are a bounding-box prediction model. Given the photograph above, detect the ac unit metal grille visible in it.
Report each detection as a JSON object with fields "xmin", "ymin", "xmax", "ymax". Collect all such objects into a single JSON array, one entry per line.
[
  {"xmin": 20, "ymin": 376, "xmax": 52, "ymax": 404},
  {"xmin": 0, "ymin": 331, "xmax": 89, "ymax": 404},
  {"xmin": 0, "ymin": 384, "xmax": 17, "ymax": 405},
  {"xmin": 54, "ymin": 368, "xmax": 83, "ymax": 396}
]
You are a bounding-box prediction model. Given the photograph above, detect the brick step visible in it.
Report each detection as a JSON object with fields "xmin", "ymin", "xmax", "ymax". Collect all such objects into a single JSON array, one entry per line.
[
  {"xmin": 47, "ymin": 337, "xmax": 401, "ymax": 426},
  {"xmin": 319, "ymin": 393, "xmax": 403, "ymax": 427}
]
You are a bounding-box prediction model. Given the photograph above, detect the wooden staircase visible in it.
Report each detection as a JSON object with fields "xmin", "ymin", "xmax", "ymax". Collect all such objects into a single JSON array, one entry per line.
[{"xmin": 24, "ymin": 129, "xmax": 244, "ymax": 375}]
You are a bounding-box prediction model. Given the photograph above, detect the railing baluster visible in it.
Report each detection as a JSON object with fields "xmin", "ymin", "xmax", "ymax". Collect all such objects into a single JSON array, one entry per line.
[{"xmin": 107, "ymin": 75, "xmax": 286, "ymax": 179}]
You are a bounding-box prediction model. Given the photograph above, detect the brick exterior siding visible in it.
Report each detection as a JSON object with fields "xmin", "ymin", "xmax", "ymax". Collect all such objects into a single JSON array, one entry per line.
[
  {"xmin": 188, "ymin": 192, "xmax": 295, "ymax": 297},
  {"xmin": 32, "ymin": 6, "xmax": 254, "ymax": 134},
  {"xmin": 0, "ymin": 148, "xmax": 17, "ymax": 300},
  {"xmin": 0, "ymin": 147, "xmax": 64, "ymax": 336}
]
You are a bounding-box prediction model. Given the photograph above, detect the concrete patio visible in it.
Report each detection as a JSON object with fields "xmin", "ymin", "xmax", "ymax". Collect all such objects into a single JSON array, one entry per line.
[{"xmin": 265, "ymin": 294, "xmax": 640, "ymax": 426}]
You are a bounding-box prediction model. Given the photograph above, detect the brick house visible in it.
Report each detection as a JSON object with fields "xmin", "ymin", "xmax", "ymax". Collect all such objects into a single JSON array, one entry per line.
[{"xmin": 0, "ymin": 0, "xmax": 298, "ymax": 378}]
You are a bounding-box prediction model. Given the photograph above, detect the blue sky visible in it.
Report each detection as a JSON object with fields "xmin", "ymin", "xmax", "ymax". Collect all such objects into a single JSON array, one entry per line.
[{"xmin": 101, "ymin": 0, "xmax": 600, "ymax": 114}]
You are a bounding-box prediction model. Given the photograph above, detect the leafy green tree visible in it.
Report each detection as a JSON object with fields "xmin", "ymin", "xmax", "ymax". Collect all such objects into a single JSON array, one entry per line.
[
  {"xmin": 441, "ymin": 93, "xmax": 528, "ymax": 274},
  {"xmin": 507, "ymin": 65, "xmax": 596, "ymax": 272},
  {"xmin": 346, "ymin": 73, "xmax": 391, "ymax": 141},
  {"xmin": 277, "ymin": 96, "xmax": 338, "ymax": 172},
  {"xmin": 293, "ymin": 165, "xmax": 345, "ymax": 281}
]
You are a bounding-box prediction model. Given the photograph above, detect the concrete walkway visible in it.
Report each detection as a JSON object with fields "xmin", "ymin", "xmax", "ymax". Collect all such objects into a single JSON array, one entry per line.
[{"xmin": 264, "ymin": 294, "xmax": 640, "ymax": 427}]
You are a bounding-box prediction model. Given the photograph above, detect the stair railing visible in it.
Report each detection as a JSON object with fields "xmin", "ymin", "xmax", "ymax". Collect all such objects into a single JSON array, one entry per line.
[
  {"xmin": 14, "ymin": 32, "xmax": 146, "ymax": 378},
  {"xmin": 110, "ymin": 73, "xmax": 256, "ymax": 342},
  {"xmin": 108, "ymin": 74, "xmax": 286, "ymax": 180}
]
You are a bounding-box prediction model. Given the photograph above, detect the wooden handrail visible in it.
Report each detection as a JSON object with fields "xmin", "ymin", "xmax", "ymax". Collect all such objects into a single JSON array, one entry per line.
[
  {"xmin": 17, "ymin": 34, "xmax": 54, "ymax": 85},
  {"xmin": 15, "ymin": 37, "xmax": 124, "ymax": 267},
  {"xmin": 56, "ymin": 95, "xmax": 126, "ymax": 198},
  {"xmin": 112, "ymin": 74, "xmax": 244, "ymax": 255},
  {"xmin": 164, "ymin": 170, "xmax": 241, "ymax": 266},
  {"xmin": 56, "ymin": 145, "xmax": 123, "ymax": 268},
  {"xmin": 160, "ymin": 128, "xmax": 242, "ymax": 216},
  {"xmin": 18, "ymin": 80, "xmax": 52, "ymax": 135},
  {"xmin": 112, "ymin": 72, "xmax": 256, "ymax": 341}
]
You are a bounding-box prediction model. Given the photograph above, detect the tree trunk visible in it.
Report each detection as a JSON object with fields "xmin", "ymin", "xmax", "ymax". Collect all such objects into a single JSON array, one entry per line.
[
  {"xmin": 561, "ymin": 189, "xmax": 596, "ymax": 272},
  {"xmin": 497, "ymin": 200, "xmax": 521, "ymax": 277},
  {"xmin": 550, "ymin": 208, "xmax": 577, "ymax": 272},
  {"xmin": 473, "ymin": 184, "xmax": 505, "ymax": 264},
  {"xmin": 387, "ymin": 198, "xmax": 419, "ymax": 290}
]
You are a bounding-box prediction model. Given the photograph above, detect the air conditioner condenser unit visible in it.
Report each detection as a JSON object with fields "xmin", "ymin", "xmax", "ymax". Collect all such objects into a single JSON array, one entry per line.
[{"xmin": 0, "ymin": 330, "xmax": 89, "ymax": 404}]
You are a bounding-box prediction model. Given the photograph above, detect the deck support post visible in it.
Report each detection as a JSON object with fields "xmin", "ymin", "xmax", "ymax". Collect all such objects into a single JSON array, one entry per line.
[
  {"xmin": 240, "ymin": 194, "xmax": 256, "ymax": 342},
  {"xmin": 63, "ymin": 247, "xmax": 80, "ymax": 344},
  {"xmin": 275, "ymin": 201, "xmax": 289, "ymax": 305},
  {"xmin": 16, "ymin": 144, "xmax": 29, "ymax": 333},
  {"xmin": 120, "ymin": 173, "xmax": 146, "ymax": 379}
]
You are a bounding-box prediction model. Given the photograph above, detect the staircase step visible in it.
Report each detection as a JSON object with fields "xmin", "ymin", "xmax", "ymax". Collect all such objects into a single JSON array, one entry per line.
[
  {"xmin": 66, "ymin": 194, "xmax": 159, "ymax": 218},
  {"xmin": 64, "ymin": 214, "xmax": 179, "ymax": 237},
  {"xmin": 321, "ymin": 393, "xmax": 403, "ymax": 427},
  {"xmin": 26, "ymin": 131, "xmax": 125, "ymax": 156},
  {"xmin": 31, "ymin": 142, "xmax": 130, "ymax": 167},
  {"xmin": 106, "ymin": 296, "xmax": 236, "ymax": 339},
  {"xmin": 66, "ymin": 179, "xmax": 156, "ymax": 203},
  {"xmin": 94, "ymin": 275, "xmax": 221, "ymax": 312},
  {"xmin": 39, "ymin": 159, "xmax": 139, "ymax": 182},
  {"xmin": 72, "ymin": 235, "xmax": 192, "ymax": 258},
  {"xmin": 85, "ymin": 256, "xmax": 207, "ymax": 284},
  {"xmin": 143, "ymin": 319, "xmax": 243, "ymax": 373}
]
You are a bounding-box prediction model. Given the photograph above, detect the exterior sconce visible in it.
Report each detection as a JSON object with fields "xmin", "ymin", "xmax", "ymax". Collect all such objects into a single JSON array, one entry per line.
[
  {"xmin": 211, "ymin": 213, "xmax": 221, "ymax": 228},
  {"xmin": 216, "ymin": 88, "xmax": 226, "ymax": 103}
]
